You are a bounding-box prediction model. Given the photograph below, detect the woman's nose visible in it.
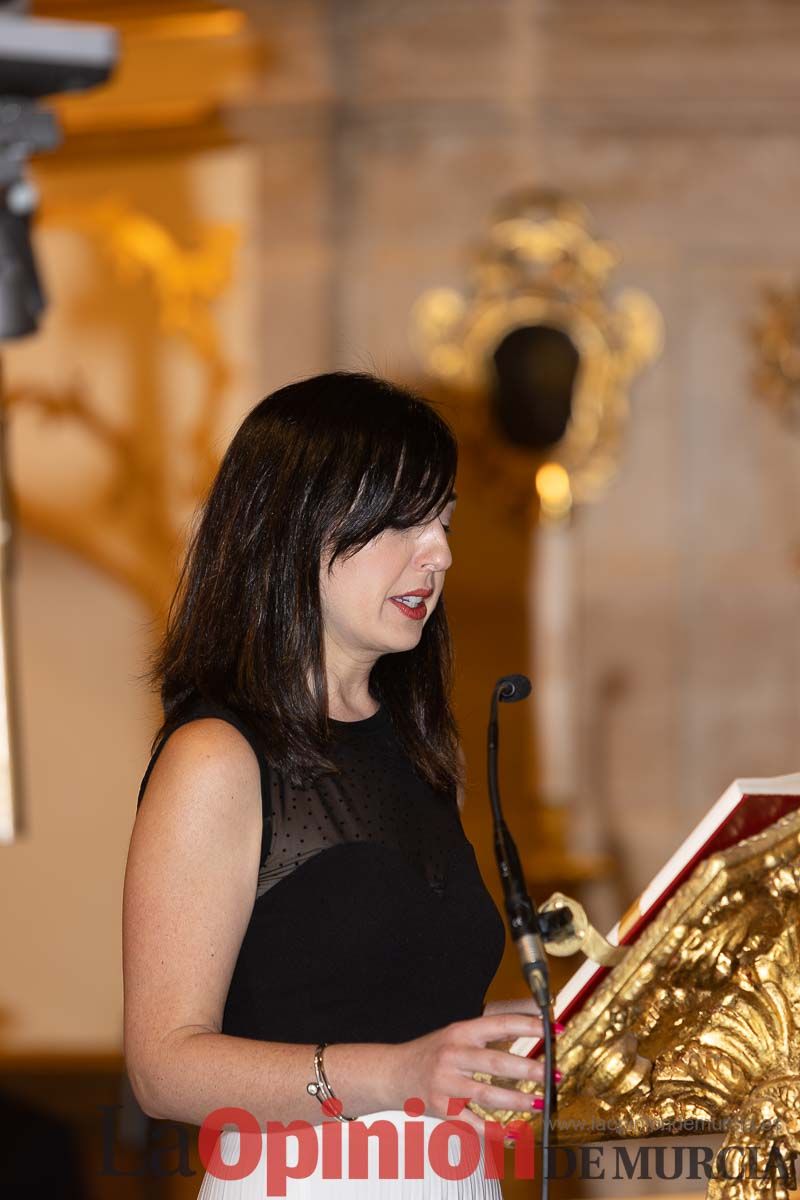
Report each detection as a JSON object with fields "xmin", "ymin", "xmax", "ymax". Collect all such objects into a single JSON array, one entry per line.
[{"xmin": 417, "ymin": 523, "xmax": 452, "ymax": 573}]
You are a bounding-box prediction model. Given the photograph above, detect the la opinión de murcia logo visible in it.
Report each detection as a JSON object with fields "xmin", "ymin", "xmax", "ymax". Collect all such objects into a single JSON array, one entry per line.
[
  {"xmin": 97, "ymin": 1101, "xmax": 795, "ymax": 1196},
  {"xmin": 198, "ymin": 1097, "xmax": 533, "ymax": 1194}
]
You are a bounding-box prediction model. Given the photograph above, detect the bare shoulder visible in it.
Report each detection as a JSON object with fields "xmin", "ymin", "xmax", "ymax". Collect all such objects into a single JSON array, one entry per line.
[
  {"xmin": 137, "ymin": 716, "xmax": 262, "ymax": 826},
  {"xmin": 128, "ymin": 715, "xmax": 264, "ymax": 912}
]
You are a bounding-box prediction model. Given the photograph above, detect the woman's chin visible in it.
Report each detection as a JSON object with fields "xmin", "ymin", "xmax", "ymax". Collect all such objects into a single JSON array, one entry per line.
[{"xmin": 379, "ymin": 621, "xmax": 424, "ymax": 648}]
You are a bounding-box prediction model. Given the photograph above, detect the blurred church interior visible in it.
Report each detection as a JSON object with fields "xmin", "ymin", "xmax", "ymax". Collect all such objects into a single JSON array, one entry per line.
[{"xmin": 0, "ymin": 2, "xmax": 799, "ymax": 1198}]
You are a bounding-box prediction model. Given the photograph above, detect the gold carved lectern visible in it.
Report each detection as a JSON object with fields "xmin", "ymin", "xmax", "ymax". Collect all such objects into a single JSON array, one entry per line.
[{"xmin": 472, "ymin": 800, "xmax": 800, "ymax": 1200}]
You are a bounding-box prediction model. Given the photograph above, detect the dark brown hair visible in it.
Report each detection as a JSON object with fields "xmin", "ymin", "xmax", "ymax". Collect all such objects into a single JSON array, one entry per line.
[{"xmin": 142, "ymin": 370, "xmax": 462, "ymax": 798}]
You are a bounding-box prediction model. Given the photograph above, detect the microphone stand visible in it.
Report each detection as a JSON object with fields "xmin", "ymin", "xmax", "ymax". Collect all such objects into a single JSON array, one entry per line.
[{"xmin": 488, "ymin": 675, "xmax": 556, "ymax": 1200}]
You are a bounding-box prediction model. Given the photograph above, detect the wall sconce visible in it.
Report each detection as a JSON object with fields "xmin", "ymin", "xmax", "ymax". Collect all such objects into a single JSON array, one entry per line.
[{"xmin": 410, "ymin": 188, "xmax": 663, "ymax": 523}]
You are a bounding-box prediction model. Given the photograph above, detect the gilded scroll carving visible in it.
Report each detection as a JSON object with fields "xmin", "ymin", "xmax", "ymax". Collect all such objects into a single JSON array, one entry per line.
[{"xmin": 471, "ymin": 810, "xmax": 800, "ymax": 1200}]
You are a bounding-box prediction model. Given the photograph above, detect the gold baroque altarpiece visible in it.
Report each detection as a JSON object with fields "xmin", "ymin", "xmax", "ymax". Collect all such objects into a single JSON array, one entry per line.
[{"xmin": 470, "ymin": 808, "xmax": 800, "ymax": 1200}]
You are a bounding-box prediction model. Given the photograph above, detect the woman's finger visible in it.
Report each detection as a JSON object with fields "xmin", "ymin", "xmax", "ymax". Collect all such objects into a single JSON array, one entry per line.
[
  {"xmin": 448, "ymin": 1106, "xmax": 488, "ymax": 1137},
  {"xmin": 465, "ymin": 1013, "xmax": 544, "ymax": 1043},
  {"xmin": 474, "ymin": 1046, "xmax": 546, "ymax": 1083},
  {"xmin": 467, "ymin": 1077, "xmax": 543, "ymax": 1115}
]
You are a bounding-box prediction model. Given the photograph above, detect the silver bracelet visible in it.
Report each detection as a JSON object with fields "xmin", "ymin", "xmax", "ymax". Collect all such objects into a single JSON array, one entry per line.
[{"xmin": 306, "ymin": 1042, "xmax": 356, "ymax": 1122}]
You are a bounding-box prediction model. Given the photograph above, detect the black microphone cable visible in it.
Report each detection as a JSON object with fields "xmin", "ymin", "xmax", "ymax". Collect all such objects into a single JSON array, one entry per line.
[{"xmin": 487, "ymin": 673, "xmax": 556, "ymax": 1200}]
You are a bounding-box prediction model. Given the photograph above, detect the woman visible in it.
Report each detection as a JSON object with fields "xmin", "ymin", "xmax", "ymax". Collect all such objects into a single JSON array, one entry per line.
[{"xmin": 123, "ymin": 371, "xmax": 547, "ymax": 1197}]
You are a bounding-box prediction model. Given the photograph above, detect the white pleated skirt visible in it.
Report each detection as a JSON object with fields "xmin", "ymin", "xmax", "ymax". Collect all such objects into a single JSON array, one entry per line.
[{"xmin": 196, "ymin": 1109, "xmax": 506, "ymax": 1198}]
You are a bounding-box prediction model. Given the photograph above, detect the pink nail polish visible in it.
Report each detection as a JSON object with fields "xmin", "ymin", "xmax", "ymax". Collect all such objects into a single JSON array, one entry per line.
[
  {"xmin": 554, "ymin": 1021, "xmax": 566, "ymax": 1034},
  {"xmin": 531, "ymin": 1096, "xmax": 544, "ymax": 1111},
  {"xmin": 554, "ymin": 1070, "xmax": 563, "ymax": 1082}
]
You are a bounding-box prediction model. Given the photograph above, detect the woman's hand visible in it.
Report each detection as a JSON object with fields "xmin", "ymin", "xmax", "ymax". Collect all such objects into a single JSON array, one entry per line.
[
  {"xmin": 482, "ymin": 996, "xmax": 541, "ymax": 1018},
  {"xmin": 388, "ymin": 1012, "xmax": 546, "ymax": 1135}
]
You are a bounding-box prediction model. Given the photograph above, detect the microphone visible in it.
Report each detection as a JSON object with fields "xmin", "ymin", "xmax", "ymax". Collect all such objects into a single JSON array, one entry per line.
[
  {"xmin": 487, "ymin": 673, "xmax": 563, "ymax": 1200},
  {"xmin": 497, "ymin": 673, "xmax": 532, "ymax": 702},
  {"xmin": 488, "ymin": 674, "xmax": 549, "ymax": 1007}
]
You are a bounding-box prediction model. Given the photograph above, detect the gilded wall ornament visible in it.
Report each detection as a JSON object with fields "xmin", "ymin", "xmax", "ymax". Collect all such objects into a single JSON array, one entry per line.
[
  {"xmin": 3, "ymin": 195, "xmax": 237, "ymax": 616},
  {"xmin": 410, "ymin": 189, "xmax": 663, "ymax": 521},
  {"xmin": 0, "ymin": 1, "xmax": 261, "ymax": 629}
]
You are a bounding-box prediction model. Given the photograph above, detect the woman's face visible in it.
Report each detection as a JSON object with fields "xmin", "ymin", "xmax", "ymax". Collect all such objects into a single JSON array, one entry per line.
[{"xmin": 320, "ymin": 496, "xmax": 456, "ymax": 662}]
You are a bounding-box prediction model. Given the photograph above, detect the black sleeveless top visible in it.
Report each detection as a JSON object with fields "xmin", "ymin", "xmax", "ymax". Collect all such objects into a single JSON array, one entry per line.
[{"xmin": 136, "ymin": 696, "xmax": 506, "ymax": 1046}]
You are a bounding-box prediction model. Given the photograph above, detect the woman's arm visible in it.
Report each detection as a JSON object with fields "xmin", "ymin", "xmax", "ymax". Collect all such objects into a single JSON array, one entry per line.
[{"xmin": 123, "ymin": 719, "xmax": 400, "ymax": 1130}]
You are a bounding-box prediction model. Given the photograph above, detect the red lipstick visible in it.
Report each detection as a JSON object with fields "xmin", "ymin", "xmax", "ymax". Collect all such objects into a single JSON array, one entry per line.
[
  {"xmin": 389, "ymin": 597, "xmax": 427, "ymax": 621},
  {"xmin": 387, "ymin": 587, "xmax": 433, "ymax": 622}
]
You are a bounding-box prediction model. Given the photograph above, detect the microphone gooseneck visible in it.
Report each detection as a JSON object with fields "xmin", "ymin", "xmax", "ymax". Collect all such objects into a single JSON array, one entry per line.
[
  {"xmin": 487, "ymin": 673, "xmax": 556, "ymax": 1200},
  {"xmin": 488, "ymin": 674, "xmax": 549, "ymax": 1008}
]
